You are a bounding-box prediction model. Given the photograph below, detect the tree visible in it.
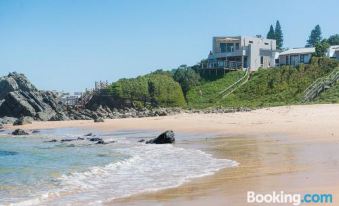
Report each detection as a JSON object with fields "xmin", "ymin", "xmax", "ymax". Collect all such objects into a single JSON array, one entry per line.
[
  {"xmin": 275, "ymin": 21, "xmax": 283, "ymax": 50},
  {"xmin": 306, "ymin": 25, "xmax": 322, "ymax": 47},
  {"xmin": 315, "ymin": 39, "xmax": 330, "ymax": 57},
  {"xmin": 328, "ymin": 34, "xmax": 339, "ymax": 46},
  {"xmin": 266, "ymin": 25, "xmax": 275, "ymax": 40},
  {"xmin": 173, "ymin": 66, "xmax": 201, "ymax": 97}
]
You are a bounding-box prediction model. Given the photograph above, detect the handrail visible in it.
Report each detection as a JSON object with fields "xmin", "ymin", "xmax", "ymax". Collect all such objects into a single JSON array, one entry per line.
[{"xmin": 303, "ymin": 68, "xmax": 339, "ymax": 102}]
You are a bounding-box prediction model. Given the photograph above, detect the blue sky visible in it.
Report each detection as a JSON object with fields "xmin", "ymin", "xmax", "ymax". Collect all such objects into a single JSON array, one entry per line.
[{"xmin": 0, "ymin": 0, "xmax": 338, "ymax": 92}]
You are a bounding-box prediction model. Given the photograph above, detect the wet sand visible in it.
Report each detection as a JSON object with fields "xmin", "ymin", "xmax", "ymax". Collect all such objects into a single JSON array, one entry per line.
[{"xmin": 5, "ymin": 104, "xmax": 339, "ymax": 205}]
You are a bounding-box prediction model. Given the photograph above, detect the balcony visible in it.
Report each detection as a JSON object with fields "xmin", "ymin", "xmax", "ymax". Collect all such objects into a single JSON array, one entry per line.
[
  {"xmin": 201, "ymin": 60, "xmax": 243, "ymax": 70},
  {"xmin": 209, "ymin": 48, "xmax": 247, "ymax": 59}
]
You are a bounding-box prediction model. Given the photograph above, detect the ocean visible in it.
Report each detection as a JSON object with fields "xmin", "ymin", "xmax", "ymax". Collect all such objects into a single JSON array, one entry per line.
[{"xmin": 0, "ymin": 128, "xmax": 238, "ymax": 205}]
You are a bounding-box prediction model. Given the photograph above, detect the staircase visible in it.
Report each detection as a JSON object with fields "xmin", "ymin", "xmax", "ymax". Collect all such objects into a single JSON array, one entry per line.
[
  {"xmin": 76, "ymin": 91, "xmax": 95, "ymax": 108},
  {"xmin": 218, "ymin": 68, "xmax": 250, "ymax": 99},
  {"xmin": 303, "ymin": 68, "xmax": 339, "ymax": 102}
]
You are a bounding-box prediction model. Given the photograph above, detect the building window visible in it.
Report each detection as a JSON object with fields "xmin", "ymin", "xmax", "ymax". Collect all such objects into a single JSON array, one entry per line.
[
  {"xmin": 286, "ymin": 56, "xmax": 289, "ymax": 64},
  {"xmin": 300, "ymin": 54, "xmax": 305, "ymax": 63},
  {"xmin": 226, "ymin": 43, "xmax": 234, "ymax": 52},
  {"xmin": 249, "ymin": 41, "xmax": 253, "ymax": 44},
  {"xmin": 235, "ymin": 43, "xmax": 240, "ymax": 50},
  {"xmin": 260, "ymin": 56, "xmax": 264, "ymax": 65},
  {"xmin": 220, "ymin": 43, "xmax": 226, "ymax": 52},
  {"xmin": 264, "ymin": 42, "xmax": 269, "ymax": 45}
]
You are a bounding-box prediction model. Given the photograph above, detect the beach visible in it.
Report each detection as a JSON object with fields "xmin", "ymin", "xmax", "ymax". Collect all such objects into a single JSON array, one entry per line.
[{"xmin": 4, "ymin": 104, "xmax": 339, "ymax": 205}]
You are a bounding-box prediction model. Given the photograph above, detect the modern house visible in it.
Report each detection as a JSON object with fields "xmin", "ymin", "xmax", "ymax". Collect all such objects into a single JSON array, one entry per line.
[
  {"xmin": 327, "ymin": 45, "xmax": 339, "ymax": 60},
  {"xmin": 278, "ymin": 47, "xmax": 315, "ymax": 66},
  {"xmin": 202, "ymin": 35, "xmax": 277, "ymax": 72}
]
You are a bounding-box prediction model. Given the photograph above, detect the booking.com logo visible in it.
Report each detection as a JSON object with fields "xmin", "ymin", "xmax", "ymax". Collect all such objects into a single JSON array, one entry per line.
[{"xmin": 247, "ymin": 191, "xmax": 333, "ymax": 205}]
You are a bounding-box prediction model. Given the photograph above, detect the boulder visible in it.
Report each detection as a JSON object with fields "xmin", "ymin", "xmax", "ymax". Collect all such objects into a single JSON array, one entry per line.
[
  {"xmin": 12, "ymin": 129, "xmax": 29, "ymax": 135},
  {"xmin": 13, "ymin": 116, "xmax": 34, "ymax": 125},
  {"xmin": 84, "ymin": 133, "xmax": 93, "ymax": 136},
  {"xmin": 44, "ymin": 139, "xmax": 57, "ymax": 143},
  {"xmin": 89, "ymin": 137, "xmax": 103, "ymax": 142},
  {"xmin": 146, "ymin": 130, "xmax": 175, "ymax": 144},
  {"xmin": 32, "ymin": 130, "xmax": 40, "ymax": 134},
  {"xmin": 0, "ymin": 123, "xmax": 3, "ymax": 129},
  {"xmin": 0, "ymin": 72, "xmax": 61, "ymax": 120},
  {"xmin": 94, "ymin": 117, "xmax": 104, "ymax": 123},
  {"xmin": 50, "ymin": 112, "xmax": 69, "ymax": 121},
  {"xmin": 1, "ymin": 117, "xmax": 18, "ymax": 125}
]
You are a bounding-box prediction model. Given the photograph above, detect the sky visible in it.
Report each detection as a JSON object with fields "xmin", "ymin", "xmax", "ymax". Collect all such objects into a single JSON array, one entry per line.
[{"xmin": 0, "ymin": 0, "xmax": 338, "ymax": 92}]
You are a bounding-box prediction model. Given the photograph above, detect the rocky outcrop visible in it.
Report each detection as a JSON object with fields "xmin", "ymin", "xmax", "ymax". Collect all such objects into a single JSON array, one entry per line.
[
  {"xmin": 13, "ymin": 116, "xmax": 33, "ymax": 125},
  {"xmin": 146, "ymin": 130, "xmax": 175, "ymax": 144},
  {"xmin": 94, "ymin": 117, "xmax": 104, "ymax": 122},
  {"xmin": 0, "ymin": 72, "xmax": 63, "ymax": 120},
  {"xmin": 0, "ymin": 123, "xmax": 3, "ymax": 129},
  {"xmin": 12, "ymin": 129, "xmax": 29, "ymax": 135}
]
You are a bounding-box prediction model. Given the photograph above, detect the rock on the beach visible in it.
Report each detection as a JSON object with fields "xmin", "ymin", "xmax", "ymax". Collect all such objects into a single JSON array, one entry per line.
[
  {"xmin": 0, "ymin": 72, "xmax": 62, "ymax": 120},
  {"xmin": 146, "ymin": 130, "xmax": 175, "ymax": 144},
  {"xmin": 94, "ymin": 117, "xmax": 104, "ymax": 123},
  {"xmin": 12, "ymin": 129, "xmax": 29, "ymax": 135},
  {"xmin": 84, "ymin": 133, "xmax": 93, "ymax": 136},
  {"xmin": 89, "ymin": 137, "xmax": 103, "ymax": 142},
  {"xmin": 13, "ymin": 116, "xmax": 33, "ymax": 126}
]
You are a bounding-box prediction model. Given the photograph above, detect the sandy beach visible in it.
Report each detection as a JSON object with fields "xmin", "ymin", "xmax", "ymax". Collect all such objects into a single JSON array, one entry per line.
[{"xmin": 5, "ymin": 104, "xmax": 339, "ymax": 205}]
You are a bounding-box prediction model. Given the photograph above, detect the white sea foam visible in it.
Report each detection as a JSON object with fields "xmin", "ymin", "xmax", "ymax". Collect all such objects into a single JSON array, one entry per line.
[{"xmin": 10, "ymin": 143, "xmax": 238, "ymax": 206}]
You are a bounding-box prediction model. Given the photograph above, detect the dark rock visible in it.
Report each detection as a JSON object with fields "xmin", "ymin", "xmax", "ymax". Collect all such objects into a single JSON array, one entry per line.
[
  {"xmin": 96, "ymin": 140, "xmax": 115, "ymax": 144},
  {"xmin": 89, "ymin": 137, "xmax": 103, "ymax": 142},
  {"xmin": 0, "ymin": 123, "xmax": 3, "ymax": 129},
  {"xmin": 12, "ymin": 129, "xmax": 29, "ymax": 135},
  {"xmin": 94, "ymin": 117, "xmax": 104, "ymax": 123},
  {"xmin": 50, "ymin": 112, "xmax": 69, "ymax": 121},
  {"xmin": 44, "ymin": 139, "xmax": 57, "ymax": 143},
  {"xmin": 1, "ymin": 117, "xmax": 18, "ymax": 125},
  {"xmin": 61, "ymin": 139, "xmax": 74, "ymax": 142},
  {"xmin": 146, "ymin": 130, "xmax": 175, "ymax": 144},
  {"xmin": 96, "ymin": 140, "xmax": 106, "ymax": 144},
  {"xmin": 32, "ymin": 130, "xmax": 40, "ymax": 133},
  {"xmin": 84, "ymin": 133, "xmax": 93, "ymax": 136},
  {"xmin": 138, "ymin": 139, "xmax": 145, "ymax": 142},
  {"xmin": 0, "ymin": 72, "xmax": 62, "ymax": 120},
  {"xmin": 13, "ymin": 116, "xmax": 33, "ymax": 125},
  {"xmin": 77, "ymin": 137, "xmax": 85, "ymax": 140}
]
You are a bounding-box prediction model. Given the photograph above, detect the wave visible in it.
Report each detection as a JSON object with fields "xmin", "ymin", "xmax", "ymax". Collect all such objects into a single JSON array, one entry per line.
[{"xmin": 10, "ymin": 143, "xmax": 238, "ymax": 206}]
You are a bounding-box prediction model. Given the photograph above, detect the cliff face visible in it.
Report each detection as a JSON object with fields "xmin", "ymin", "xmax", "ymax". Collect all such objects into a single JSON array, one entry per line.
[{"xmin": 0, "ymin": 72, "xmax": 63, "ymax": 120}]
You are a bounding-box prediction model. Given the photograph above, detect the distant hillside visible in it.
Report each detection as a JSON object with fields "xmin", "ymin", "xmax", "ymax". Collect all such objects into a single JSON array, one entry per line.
[
  {"xmin": 104, "ymin": 73, "xmax": 186, "ymax": 108},
  {"xmin": 186, "ymin": 57, "xmax": 338, "ymax": 108},
  {"xmin": 186, "ymin": 71, "xmax": 245, "ymax": 108}
]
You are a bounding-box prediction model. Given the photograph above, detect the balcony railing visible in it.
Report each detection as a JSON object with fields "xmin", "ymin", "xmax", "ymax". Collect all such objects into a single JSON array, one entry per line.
[{"xmin": 201, "ymin": 60, "xmax": 243, "ymax": 70}]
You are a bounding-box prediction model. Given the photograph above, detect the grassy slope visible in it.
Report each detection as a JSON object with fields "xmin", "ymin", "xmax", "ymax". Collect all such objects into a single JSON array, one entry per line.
[
  {"xmin": 187, "ymin": 58, "xmax": 339, "ymax": 108},
  {"xmin": 186, "ymin": 71, "xmax": 245, "ymax": 108},
  {"xmin": 313, "ymin": 81, "xmax": 339, "ymax": 103}
]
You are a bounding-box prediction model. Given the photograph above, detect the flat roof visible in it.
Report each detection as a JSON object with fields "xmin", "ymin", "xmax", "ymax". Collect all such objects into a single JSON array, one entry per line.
[{"xmin": 279, "ymin": 47, "xmax": 315, "ymax": 55}]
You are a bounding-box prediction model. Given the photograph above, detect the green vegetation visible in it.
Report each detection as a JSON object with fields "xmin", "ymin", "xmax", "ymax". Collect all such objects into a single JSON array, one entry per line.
[
  {"xmin": 315, "ymin": 39, "xmax": 330, "ymax": 57},
  {"xmin": 186, "ymin": 58, "xmax": 338, "ymax": 108},
  {"xmin": 306, "ymin": 25, "xmax": 322, "ymax": 47},
  {"xmin": 266, "ymin": 20, "xmax": 283, "ymax": 49},
  {"xmin": 314, "ymin": 82, "xmax": 339, "ymax": 103},
  {"xmin": 173, "ymin": 65, "xmax": 201, "ymax": 97},
  {"xmin": 109, "ymin": 73, "xmax": 186, "ymax": 108},
  {"xmin": 266, "ymin": 25, "xmax": 275, "ymax": 40},
  {"xmin": 186, "ymin": 71, "xmax": 245, "ymax": 108},
  {"xmin": 328, "ymin": 34, "xmax": 339, "ymax": 46}
]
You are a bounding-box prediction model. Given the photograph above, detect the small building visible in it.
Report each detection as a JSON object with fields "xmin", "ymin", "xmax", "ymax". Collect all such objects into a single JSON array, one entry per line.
[
  {"xmin": 279, "ymin": 47, "xmax": 315, "ymax": 66},
  {"xmin": 202, "ymin": 35, "xmax": 277, "ymax": 72},
  {"xmin": 327, "ymin": 45, "xmax": 339, "ymax": 60}
]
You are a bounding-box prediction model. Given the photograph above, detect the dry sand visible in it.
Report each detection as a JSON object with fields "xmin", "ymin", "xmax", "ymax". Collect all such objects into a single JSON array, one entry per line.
[{"xmin": 5, "ymin": 104, "xmax": 339, "ymax": 205}]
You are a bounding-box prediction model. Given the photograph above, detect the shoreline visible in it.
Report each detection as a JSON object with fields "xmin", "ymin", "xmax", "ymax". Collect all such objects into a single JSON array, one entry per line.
[{"xmin": 3, "ymin": 104, "xmax": 339, "ymax": 205}]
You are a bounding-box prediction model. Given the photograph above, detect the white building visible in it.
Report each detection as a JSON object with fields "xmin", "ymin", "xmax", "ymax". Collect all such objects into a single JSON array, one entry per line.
[
  {"xmin": 327, "ymin": 45, "xmax": 339, "ymax": 60},
  {"xmin": 278, "ymin": 47, "xmax": 315, "ymax": 66},
  {"xmin": 202, "ymin": 35, "xmax": 277, "ymax": 71}
]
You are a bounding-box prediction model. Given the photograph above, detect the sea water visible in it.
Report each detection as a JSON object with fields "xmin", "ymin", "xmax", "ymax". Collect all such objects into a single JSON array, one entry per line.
[{"xmin": 0, "ymin": 129, "xmax": 238, "ymax": 206}]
